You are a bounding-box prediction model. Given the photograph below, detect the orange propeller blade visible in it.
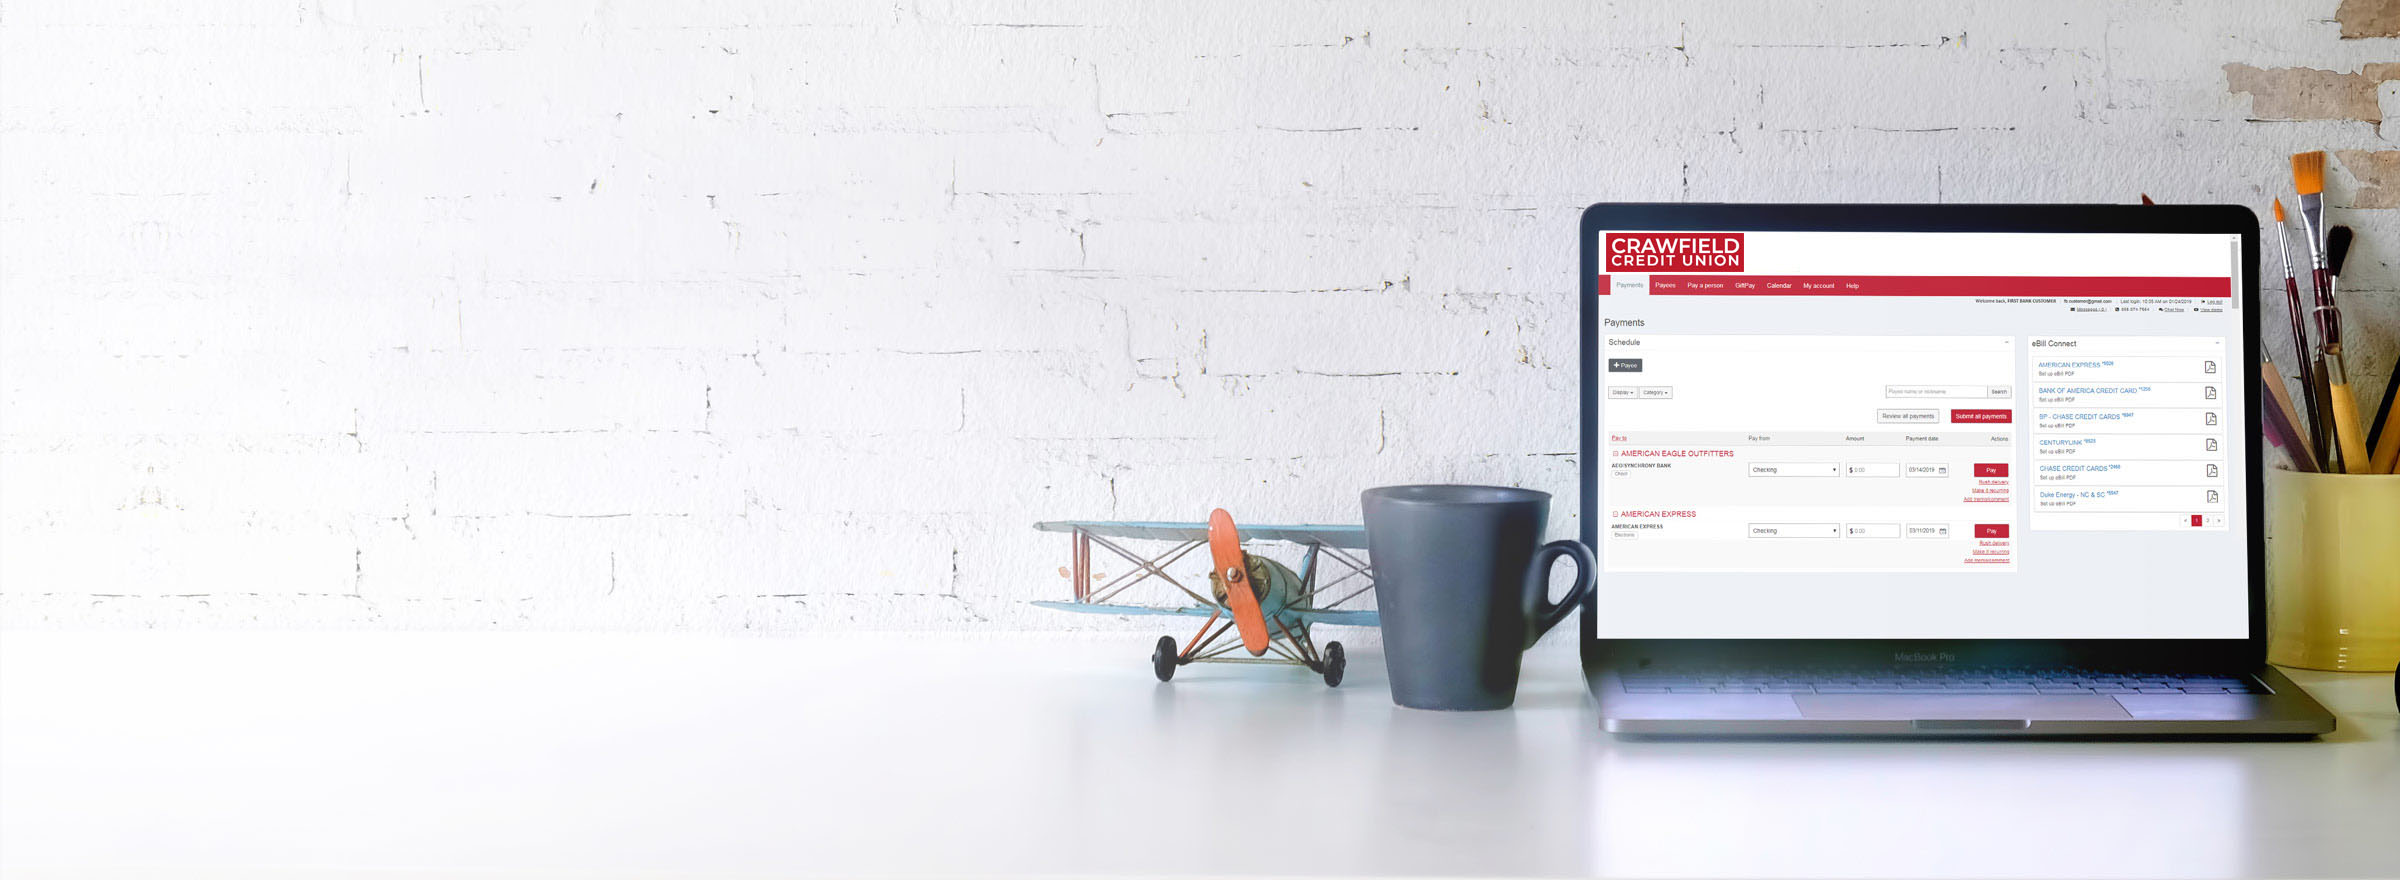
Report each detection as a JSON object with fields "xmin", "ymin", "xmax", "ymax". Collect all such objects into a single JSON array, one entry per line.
[{"xmin": 1207, "ymin": 508, "xmax": 1271, "ymax": 656}]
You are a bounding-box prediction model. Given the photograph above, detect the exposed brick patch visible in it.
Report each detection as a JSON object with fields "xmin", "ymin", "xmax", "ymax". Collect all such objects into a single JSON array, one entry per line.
[
  {"xmin": 2336, "ymin": 150, "xmax": 2400, "ymax": 207},
  {"xmin": 2338, "ymin": 0, "xmax": 2400, "ymax": 39},
  {"xmin": 2223, "ymin": 62, "xmax": 2400, "ymax": 122}
]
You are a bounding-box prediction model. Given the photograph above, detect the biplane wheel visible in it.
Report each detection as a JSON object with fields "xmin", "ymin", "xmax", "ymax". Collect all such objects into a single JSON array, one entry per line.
[
  {"xmin": 1152, "ymin": 635, "xmax": 1178, "ymax": 682},
  {"xmin": 1322, "ymin": 641, "xmax": 1346, "ymax": 688}
]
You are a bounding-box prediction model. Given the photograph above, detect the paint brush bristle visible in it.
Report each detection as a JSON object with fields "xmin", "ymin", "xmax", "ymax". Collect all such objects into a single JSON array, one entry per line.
[
  {"xmin": 2292, "ymin": 151, "xmax": 2325, "ymax": 196},
  {"xmin": 2272, "ymin": 198, "xmax": 2284, "ymax": 222},
  {"xmin": 2329, "ymin": 225, "xmax": 2353, "ymax": 275}
]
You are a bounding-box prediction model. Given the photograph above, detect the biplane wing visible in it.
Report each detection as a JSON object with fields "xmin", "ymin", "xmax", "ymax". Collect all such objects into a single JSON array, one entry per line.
[
  {"xmin": 1034, "ymin": 520, "xmax": 1366, "ymax": 549},
  {"xmin": 1284, "ymin": 608, "xmax": 1380, "ymax": 626},
  {"xmin": 1031, "ymin": 601, "xmax": 1380, "ymax": 627},
  {"xmin": 1030, "ymin": 599, "xmax": 1220, "ymax": 618}
]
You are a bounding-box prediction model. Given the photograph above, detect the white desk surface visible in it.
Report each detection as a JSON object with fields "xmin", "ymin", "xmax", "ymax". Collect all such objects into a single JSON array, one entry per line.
[{"xmin": 3, "ymin": 631, "xmax": 2394, "ymax": 879}]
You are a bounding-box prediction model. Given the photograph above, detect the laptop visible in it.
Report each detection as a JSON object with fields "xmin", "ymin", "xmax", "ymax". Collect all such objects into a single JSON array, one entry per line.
[{"xmin": 1576, "ymin": 203, "xmax": 2336, "ymax": 736}]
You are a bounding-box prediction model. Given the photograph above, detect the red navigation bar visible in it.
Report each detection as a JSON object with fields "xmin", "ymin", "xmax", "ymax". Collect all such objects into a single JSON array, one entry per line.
[{"xmin": 1626, "ymin": 275, "xmax": 2230, "ymax": 297}]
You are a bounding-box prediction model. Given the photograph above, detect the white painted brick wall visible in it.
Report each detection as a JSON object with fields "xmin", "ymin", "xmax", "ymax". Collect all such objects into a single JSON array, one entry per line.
[{"xmin": 3, "ymin": 1, "xmax": 2395, "ymax": 631}]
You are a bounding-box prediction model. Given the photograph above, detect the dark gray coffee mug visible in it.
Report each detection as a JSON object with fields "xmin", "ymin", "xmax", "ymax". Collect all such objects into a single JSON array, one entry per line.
[{"xmin": 1362, "ymin": 485, "xmax": 1595, "ymax": 710}]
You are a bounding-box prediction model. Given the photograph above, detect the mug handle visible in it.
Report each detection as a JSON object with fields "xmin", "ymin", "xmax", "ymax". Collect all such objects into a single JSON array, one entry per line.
[{"xmin": 1527, "ymin": 539, "xmax": 1596, "ymax": 646}]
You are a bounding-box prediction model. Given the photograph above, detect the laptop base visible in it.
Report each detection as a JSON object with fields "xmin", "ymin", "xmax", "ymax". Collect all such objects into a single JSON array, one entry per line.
[{"xmin": 1590, "ymin": 663, "xmax": 2335, "ymax": 737}]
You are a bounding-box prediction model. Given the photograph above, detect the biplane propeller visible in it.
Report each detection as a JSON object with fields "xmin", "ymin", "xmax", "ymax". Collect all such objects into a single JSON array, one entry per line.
[{"xmin": 1033, "ymin": 509, "xmax": 1378, "ymax": 686}]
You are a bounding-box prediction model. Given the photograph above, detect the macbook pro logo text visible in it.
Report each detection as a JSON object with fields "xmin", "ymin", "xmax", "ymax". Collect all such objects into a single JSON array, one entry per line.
[{"xmin": 1607, "ymin": 232, "xmax": 1745, "ymax": 272}]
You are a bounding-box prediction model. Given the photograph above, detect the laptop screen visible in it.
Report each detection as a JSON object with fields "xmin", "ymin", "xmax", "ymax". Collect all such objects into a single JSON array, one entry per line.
[{"xmin": 1590, "ymin": 229, "xmax": 2249, "ymax": 639}]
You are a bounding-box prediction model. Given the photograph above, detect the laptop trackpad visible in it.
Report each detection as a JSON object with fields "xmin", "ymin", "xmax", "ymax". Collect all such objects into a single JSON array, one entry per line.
[{"xmin": 1795, "ymin": 695, "xmax": 2134, "ymax": 721}]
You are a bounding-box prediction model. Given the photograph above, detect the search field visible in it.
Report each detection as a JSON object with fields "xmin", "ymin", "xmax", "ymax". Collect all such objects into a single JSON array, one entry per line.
[{"xmin": 1887, "ymin": 384, "xmax": 2012, "ymax": 399}]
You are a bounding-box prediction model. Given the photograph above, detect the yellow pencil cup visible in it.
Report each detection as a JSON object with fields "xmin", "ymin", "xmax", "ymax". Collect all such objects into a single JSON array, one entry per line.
[{"xmin": 2266, "ymin": 469, "xmax": 2400, "ymax": 671}]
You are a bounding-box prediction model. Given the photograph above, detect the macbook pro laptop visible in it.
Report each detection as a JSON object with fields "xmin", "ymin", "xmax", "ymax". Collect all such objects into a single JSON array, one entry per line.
[{"xmin": 1577, "ymin": 203, "xmax": 2335, "ymax": 736}]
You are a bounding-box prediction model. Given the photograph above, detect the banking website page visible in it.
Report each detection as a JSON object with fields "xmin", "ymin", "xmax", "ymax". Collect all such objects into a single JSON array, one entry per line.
[{"xmin": 1592, "ymin": 230, "xmax": 2247, "ymax": 639}]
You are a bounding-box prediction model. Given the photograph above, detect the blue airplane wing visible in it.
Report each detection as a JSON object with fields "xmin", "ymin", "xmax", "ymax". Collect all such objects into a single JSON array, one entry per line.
[
  {"xmin": 1032, "ymin": 601, "xmax": 1381, "ymax": 627},
  {"xmin": 1034, "ymin": 520, "xmax": 1366, "ymax": 549},
  {"xmin": 1030, "ymin": 600, "xmax": 1219, "ymax": 618},
  {"xmin": 1286, "ymin": 608, "xmax": 1380, "ymax": 627}
]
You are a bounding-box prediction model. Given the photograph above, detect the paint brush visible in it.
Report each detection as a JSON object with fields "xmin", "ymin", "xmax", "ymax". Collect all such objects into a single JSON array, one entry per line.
[
  {"xmin": 2322, "ymin": 224, "xmax": 2372, "ymax": 471},
  {"xmin": 2292, "ymin": 152, "xmax": 2358, "ymax": 472},
  {"xmin": 2293, "ymin": 153, "xmax": 2331, "ymax": 298},
  {"xmin": 2323, "ymin": 225, "xmax": 2375, "ymax": 472},
  {"xmin": 2327, "ymin": 225, "xmax": 2353, "ymax": 300},
  {"xmin": 2269, "ymin": 198, "xmax": 2319, "ymax": 457},
  {"xmin": 2315, "ymin": 219, "xmax": 2370, "ymax": 470}
]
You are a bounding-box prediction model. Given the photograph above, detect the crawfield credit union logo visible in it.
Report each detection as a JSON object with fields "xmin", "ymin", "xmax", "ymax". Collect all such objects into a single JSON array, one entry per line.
[{"xmin": 1606, "ymin": 232, "xmax": 1745, "ymax": 272}]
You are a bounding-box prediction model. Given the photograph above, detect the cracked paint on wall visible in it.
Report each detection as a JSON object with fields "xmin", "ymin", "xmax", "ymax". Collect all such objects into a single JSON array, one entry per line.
[
  {"xmin": 2337, "ymin": 0, "xmax": 2400, "ymax": 39},
  {"xmin": 2222, "ymin": 63, "xmax": 2400, "ymax": 124},
  {"xmin": 2337, "ymin": 150, "xmax": 2400, "ymax": 208}
]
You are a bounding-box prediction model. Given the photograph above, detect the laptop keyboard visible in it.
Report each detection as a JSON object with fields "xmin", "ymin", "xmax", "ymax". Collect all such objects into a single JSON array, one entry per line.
[{"xmin": 1617, "ymin": 666, "xmax": 2265, "ymax": 695}]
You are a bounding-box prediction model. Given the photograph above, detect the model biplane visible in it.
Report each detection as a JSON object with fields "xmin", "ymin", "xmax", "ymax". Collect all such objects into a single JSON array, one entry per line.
[{"xmin": 1034, "ymin": 510, "xmax": 1377, "ymax": 686}]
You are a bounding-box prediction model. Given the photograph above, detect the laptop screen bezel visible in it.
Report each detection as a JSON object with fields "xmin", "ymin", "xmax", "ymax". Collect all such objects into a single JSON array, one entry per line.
[{"xmin": 1577, "ymin": 203, "xmax": 2267, "ymax": 671}]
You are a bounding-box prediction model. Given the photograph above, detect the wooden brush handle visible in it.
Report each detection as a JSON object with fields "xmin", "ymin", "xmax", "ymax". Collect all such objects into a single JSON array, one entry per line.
[{"xmin": 2329, "ymin": 384, "xmax": 2373, "ymax": 474}]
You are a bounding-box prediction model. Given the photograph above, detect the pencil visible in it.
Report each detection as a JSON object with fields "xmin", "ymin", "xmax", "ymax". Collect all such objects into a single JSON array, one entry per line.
[{"xmin": 2261, "ymin": 358, "xmax": 2320, "ymax": 473}]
